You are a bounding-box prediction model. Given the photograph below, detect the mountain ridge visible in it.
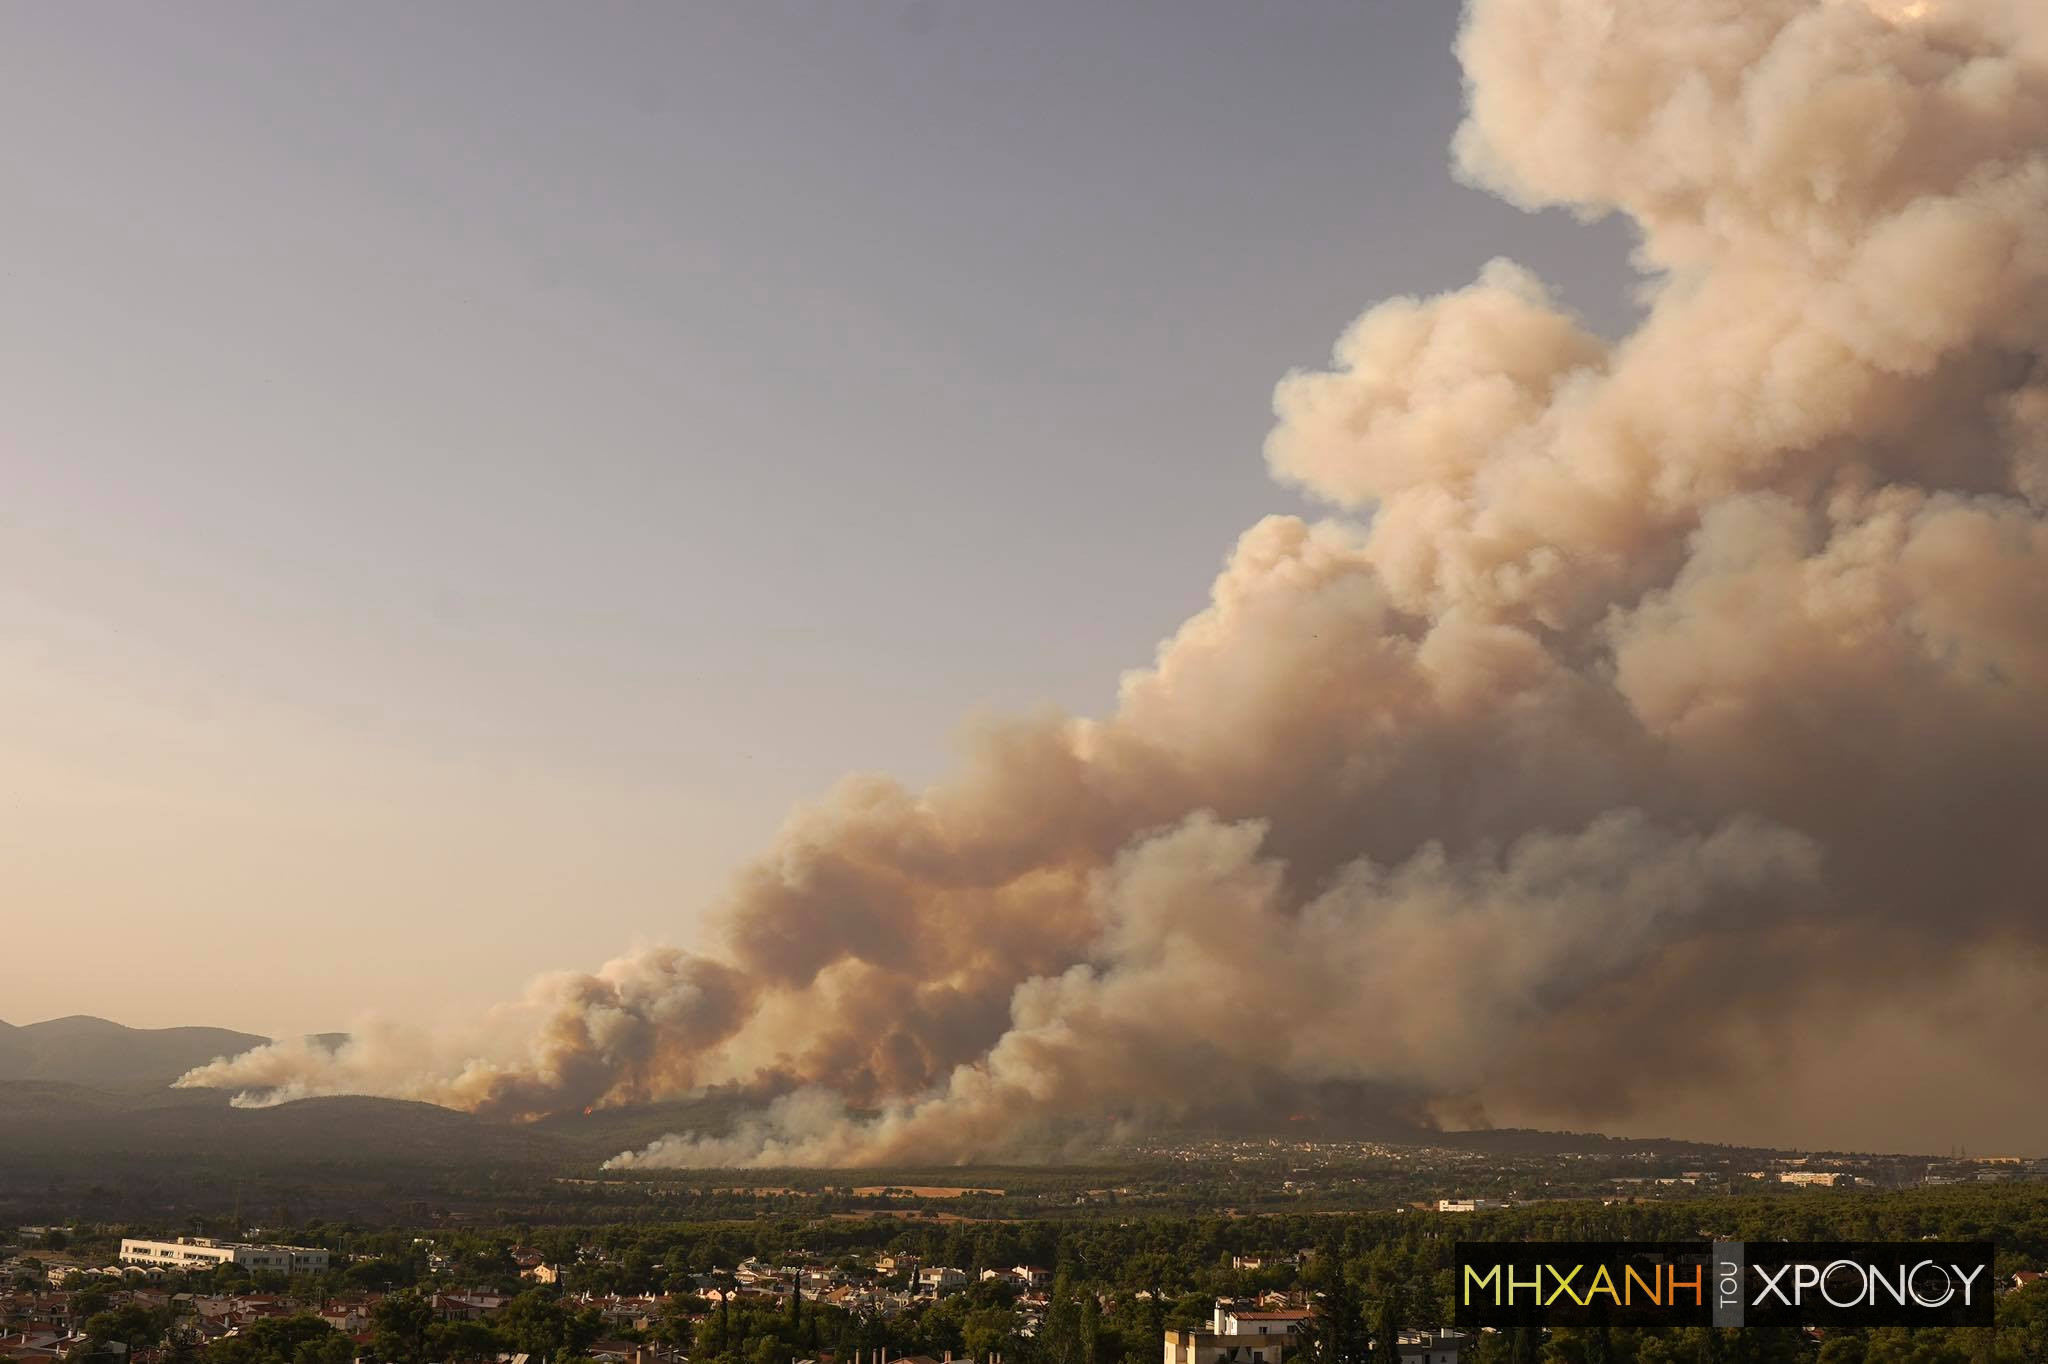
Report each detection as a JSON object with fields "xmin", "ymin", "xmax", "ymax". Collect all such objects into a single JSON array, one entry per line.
[
  {"xmin": 0, "ymin": 1014, "xmax": 270, "ymax": 1092},
  {"xmin": 0, "ymin": 1016, "xmax": 1955, "ymax": 1165}
]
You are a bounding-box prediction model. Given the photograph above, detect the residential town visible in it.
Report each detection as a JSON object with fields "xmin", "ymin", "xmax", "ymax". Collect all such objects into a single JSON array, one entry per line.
[
  {"xmin": 1, "ymin": 1235, "xmax": 1484, "ymax": 1364},
  {"xmin": 7, "ymin": 1189, "xmax": 2048, "ymax": 1364}
]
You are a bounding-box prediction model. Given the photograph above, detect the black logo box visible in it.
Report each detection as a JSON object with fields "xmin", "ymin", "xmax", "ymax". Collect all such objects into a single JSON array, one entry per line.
[{"xmin": 1454, "ymin": 1242, "xmax": 1995, "ymax": 1329}]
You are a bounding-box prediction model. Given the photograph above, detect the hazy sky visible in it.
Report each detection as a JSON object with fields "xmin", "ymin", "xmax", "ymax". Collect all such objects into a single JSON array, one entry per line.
[{"xmin": 1, "ymin": 1, "xmax": 1633, "ymax": 1037}]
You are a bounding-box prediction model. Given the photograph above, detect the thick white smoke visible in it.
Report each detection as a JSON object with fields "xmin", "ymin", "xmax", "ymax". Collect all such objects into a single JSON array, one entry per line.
[{"xmin": 183, "ymin": 0, "xmax": 2048, "ymax": 1163}]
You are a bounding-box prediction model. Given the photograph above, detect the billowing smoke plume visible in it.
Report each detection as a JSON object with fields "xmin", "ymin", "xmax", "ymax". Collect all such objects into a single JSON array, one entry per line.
[{"xmin": 183, "ymin": 0, "xmax": 2048, "ymax": 1163}]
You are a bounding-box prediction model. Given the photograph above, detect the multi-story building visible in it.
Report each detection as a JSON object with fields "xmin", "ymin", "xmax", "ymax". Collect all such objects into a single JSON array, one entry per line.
[
  {"xmin": 1164, "ymin": 1326, "xmax": 1293, "ymax": 1364},
  {"xmin": 917, "ymin": 1267, "xmax": 968, "ymax": 1296},
  {"xmin": 1163, "ymin": 1302, "xmax": 1312, "ymax": 1364},
  {"xmin": 1396, "ymin": 1329, "xmax": 1477, "ymax": 1364},
  {"xmin": 118, "ymin": 1239, "xmax": 329, "ymax": 1275}
]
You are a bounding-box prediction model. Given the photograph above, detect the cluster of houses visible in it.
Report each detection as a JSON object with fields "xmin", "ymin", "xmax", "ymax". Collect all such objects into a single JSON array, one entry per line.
[
  {"xmin": 502, "ymin": 1251, "xmax": 1059, "ymax": 1330},
  {"xmin": 1428, "ymin": 1153, "xmax": 2048, "ymax": 1208},
  {"xmin": 0, "ymin": 1284, "xmax": 387, "ymax": 1364},
  {"xmin": 1163, "ymin": 1299, "xmax": 1478, "ymax": 1364},
  {"xmin": 11, "ymin": 1231, "xmax": 2047, "ymax": 1364},
  {"xmin": 0, "ymin": 1286, "xmax": 79, "ymax": 1364},
  {"xmin": 0, "ymin": 1240, "xmax": 1069, "ymax": 1364},
  {"xmin": 0, "ymin": 1281, "xmax": 689, "ymax": 1364},
  {"xmin": 0, "ymin": 1265, "xmax": 1483, "ymax": 1364}
]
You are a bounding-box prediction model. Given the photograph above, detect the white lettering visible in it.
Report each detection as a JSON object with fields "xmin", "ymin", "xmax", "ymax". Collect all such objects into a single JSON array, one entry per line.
[
  {"xmin": 1752, "ymin": 1264, "xmax": 1796, "ymax": 1307},
  {"xmin": 1909, "ymin": 1261, "xmax": 1954, "ymax": 1309},
  {"xmin": 1819, "ymin": 1261, "xmax": 1866, "ymax": 1310}
]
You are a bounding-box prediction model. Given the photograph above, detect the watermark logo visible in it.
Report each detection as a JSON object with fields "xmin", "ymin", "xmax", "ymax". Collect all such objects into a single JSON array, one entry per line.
[{"xmin": 1454, "ymin": 1242, "xmax": 1994, "ymax": 1328}]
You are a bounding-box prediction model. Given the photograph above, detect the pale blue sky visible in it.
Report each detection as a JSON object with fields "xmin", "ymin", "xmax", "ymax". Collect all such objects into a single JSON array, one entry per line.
[{"xmin": 0, "ymin": 1, "xmax": 1633, "ymax": 1034}]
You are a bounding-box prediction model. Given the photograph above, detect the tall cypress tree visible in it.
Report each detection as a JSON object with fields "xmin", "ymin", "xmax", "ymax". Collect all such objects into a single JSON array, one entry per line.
[
  {"xmin": 1371, "ymin": 1279, "xmax": 1404, "ymax": 1364},
  {"xmin": 1044, "ymin": 1270, "xmax": 1084, "ymax": 1364},
  {"xmin": 1311, "ymin": 1260, "xmax": 1367, "ymax": 1364}
]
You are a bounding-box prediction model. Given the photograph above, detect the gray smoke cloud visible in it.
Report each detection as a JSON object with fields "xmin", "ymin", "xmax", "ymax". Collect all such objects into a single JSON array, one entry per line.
[{"xmin": 182, "ymin": 0, "xmax": 2048, "ymax": 1163}]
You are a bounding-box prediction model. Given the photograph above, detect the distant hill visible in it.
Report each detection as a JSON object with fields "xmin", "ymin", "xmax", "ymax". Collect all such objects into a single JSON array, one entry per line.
[
  {"xmin": 0, "ymin": 1017, "xmax": 600, "ymax": 1201},
  {"xmin": 0, "ymin": 1080, "xmax": 575, "ymax": 1172},
  {"xmin": 0, "ymin": 1015, "xmax": 268, "ymax": 1092},
  {"xmin": 0, "ymin": 1016, "xmax": 1867, "ymax": 1186},
  {"xmin": 0, "ymin": 1015, "xmax": 697, "ymax": 1186}
]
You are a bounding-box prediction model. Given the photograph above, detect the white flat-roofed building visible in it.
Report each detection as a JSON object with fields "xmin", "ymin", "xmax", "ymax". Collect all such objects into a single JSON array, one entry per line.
[
  {"xmin": 119, "ymin": 1238, "xmax": 329, "ymax": 1275},
  {"xmin": 1164, "ymin": 1307, "xmax": 1310, "ymax": 1364},
  {"xmin": 1166, "ymin": 1328, "xmax": 1297, "ymax": 1364}
]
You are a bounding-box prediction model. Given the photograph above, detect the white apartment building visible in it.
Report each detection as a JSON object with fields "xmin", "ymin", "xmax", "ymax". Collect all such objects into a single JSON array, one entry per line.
[
  {"xmin": 1164, "ymin": 1327, "xmax": 1295, "ymax": 1364},
  {"xmin": 1163, "ymin": 1301, "xmax": 1312, "ymax": 1364},
  {"xmin": 1435, "ymin": 1199, "xmax": 1505, "ymax": 1213},
  {"xmin": 119, "ymin": 1238, "xmax": 329, "ymax": 1275}
]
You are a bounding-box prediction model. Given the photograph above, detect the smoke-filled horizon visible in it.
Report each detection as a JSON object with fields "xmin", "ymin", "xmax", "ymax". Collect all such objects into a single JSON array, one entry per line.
[{"xmin": 183, "ymin": 0, "xmax": 2048, "ymax": 1163}]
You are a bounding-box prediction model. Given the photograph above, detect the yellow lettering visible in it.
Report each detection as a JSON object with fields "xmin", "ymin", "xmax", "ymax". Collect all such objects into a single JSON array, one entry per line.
[{"xmin": 1545, "ymin": 1265, "xmax": 1588, "ymax": 1307}]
